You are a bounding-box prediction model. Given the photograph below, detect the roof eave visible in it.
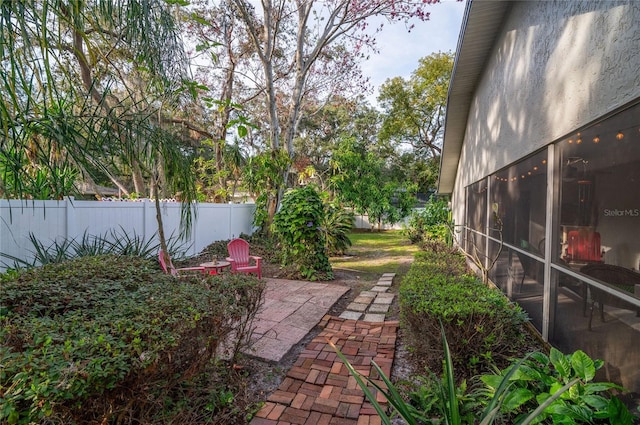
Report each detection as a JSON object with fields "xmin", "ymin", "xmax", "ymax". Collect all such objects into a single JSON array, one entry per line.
[{"xmin": 437, "ymin": 0, "xmax": 511, "ymax": 194}]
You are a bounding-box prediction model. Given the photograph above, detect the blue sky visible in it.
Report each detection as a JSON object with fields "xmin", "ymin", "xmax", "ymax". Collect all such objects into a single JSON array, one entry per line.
[{"xmin": 361, "ymin": 0, "xmax": 466, "ymax": 106}]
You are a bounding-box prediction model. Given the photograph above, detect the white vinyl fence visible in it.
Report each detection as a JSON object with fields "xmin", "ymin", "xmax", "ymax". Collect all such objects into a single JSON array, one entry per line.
[
  {"xmin": 352, "ymin": 213, "xmax": 412, "ymax": 230},
  {"xmin": 0, "ymin": 198, "xmax": 256, "ymax": 271}
]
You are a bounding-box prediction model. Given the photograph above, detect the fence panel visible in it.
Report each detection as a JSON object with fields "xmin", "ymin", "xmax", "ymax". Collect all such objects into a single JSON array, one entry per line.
[
  {"xmin": 352, "ymin": 213, "xmax": 409, "ymax": 230},
  {"xmin": 0, "ymin": 198, "xmax": 256, "ymax": 271},
  {"xmin": 0, "ymin": 200, "xmax": 67, "ymax": 269},
  {"xmin": 73, "ymin": 200, "xmax": 147, "ymax": 240}
]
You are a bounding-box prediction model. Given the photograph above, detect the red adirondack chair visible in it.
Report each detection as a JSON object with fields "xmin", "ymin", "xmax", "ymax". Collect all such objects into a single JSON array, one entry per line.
[
  {"xmin": 158, "ymin": 250, "xmax": 206, "ymax": 276},
  {"xmin": 226, "ymin": 238, "xmax": 262, "ymax": 279}
]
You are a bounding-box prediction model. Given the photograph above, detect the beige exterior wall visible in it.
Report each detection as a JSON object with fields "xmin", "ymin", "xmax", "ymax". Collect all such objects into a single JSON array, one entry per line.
[{"xmin": 451, "ymin": 0, "xmax": 640, "ymax": 228}]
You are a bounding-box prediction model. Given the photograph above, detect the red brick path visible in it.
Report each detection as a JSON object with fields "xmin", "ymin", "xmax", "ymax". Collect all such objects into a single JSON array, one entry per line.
[{"xmin": 251, "ymin": 315, "xmax": 398, "ymax": 425}]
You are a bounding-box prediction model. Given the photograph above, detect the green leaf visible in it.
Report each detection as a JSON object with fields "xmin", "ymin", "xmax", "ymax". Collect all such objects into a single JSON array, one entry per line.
[
  {"xmin": 237, "ymin": 125, "xmax": 247, "ymax": 138},
  {"xmin": 521, "ymin": 378, "xmax": 581, "ymax": 425},
  {"xmin": 441, "ymin": 322, "xmax": 460, "ymax": 425},
  {"xmin": 528, "ymin": 351, "xmax": 549, "ymax": 365},
  {"xmin": 370, "ymin": 360, "xmax": 419, "ymax": 425},
  {"xmin": 510, "ymin": 364, "xmax": 542, "ymax": 381},
  {"xmin": 480, "ymin": 374, "xmax": 503, "ymax": 391},
  {"xmin": 549, "ymin": 348, "xmax": 571, "ymax": 378},
  {"xmin": 581, "ymin": 394, "xmax": 609, "ymax": 410},
  {"xmin": 583, "ymin": 382, "xmax": 622, "ymax": 394},
  {"xmin": 570, "ymin": 350, "xmax": 595, "ymax": 381},
  {"xmin": 502, "ymin": 387, "xmax": 534, "ymax": 411},
  {"xmin": 607, "ymin": 396, "xmax": 635, "ymax": 425},
  {"xmin": 190, "ymin": 13, "xmax": 211, "ymax": 26},
  {"xmin": 549, "ymin": 382, "xmax": 564, "ymax": 396}
]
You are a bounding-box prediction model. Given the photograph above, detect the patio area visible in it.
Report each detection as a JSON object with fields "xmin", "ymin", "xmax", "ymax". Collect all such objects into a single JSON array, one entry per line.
[{"xmin": 247, "ymin": 275, "xmax": 399, "ymax": 424}]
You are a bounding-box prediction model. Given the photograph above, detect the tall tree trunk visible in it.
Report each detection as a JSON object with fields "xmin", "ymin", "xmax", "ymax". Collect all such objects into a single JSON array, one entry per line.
[
  {"xmin": 152, "ymin": 164, "xmax": 169, "ymax": 262},
  {"xmin": 214, "ymin": 35, "xmax": 237, "ymax": 196},
  {"xmin": 131, "ymin": 160, "xmax": 146, "ymax": 195},
  {"xmin": 70, "ymin": 16, "xmax": 150, "ymax": 197},
  {"xmin": 232, "ymin": 0, "xmax": 283, "ymax": 228}
]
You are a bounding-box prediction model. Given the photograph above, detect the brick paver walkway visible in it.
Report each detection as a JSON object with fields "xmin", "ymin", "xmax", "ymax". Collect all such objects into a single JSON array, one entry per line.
[{"xmin": 251, "ymin": 315, "xmax": 398, "ymax": 425}]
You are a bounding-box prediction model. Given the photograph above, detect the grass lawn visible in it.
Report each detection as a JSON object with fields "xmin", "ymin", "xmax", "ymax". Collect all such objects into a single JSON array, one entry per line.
[{"xmin": 330, "ymin": 230, "xmax": 419, "ymax": 280}]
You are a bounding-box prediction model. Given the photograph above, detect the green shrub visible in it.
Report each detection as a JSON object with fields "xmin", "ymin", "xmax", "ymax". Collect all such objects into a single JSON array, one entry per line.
[
  {"xmin": 322, "ymin": 202, "xmax": 353, "ymax": 255},
  {"xmin": 400, "ymin": 248, "xmax": 529, "ymax": 377},
  {"xmin": 404, "ymin": 197, "xmax": 452, "ymax": 245},
  {"xmin": 0, "ymin": 255, "xmax": 265, "ymax": 424},
  {"xmin": 272, "ymin": 185, "xmax": 333, "ymax": 280}
]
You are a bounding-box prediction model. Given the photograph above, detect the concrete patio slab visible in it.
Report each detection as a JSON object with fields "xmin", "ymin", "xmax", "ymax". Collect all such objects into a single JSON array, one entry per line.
[
  {"xmin": 371, "ymin": 286, "xmax": 390, "ymax": 292},
  {"xmin": 373, "ymin": 293, "xmax": 395, "ymax": 303},
  {"xmin": 354, "ymin": 294, "xmax": 375, "ymax": 304},
  {"xmin": 339, "ymin": 311, "xmax": 362, "ymax": 320},
  {"xmin": 368, "ymin": 304, "xmax": 390, "ymax": 313},
  {"xmin": 346, "ymin": 302, "xmax": 369, "ymax": 312},
  {"xmin": 245, "ymin": 278, "xmax": 349, "ymax": 362},
  {"xmin": 282, "ymin": 293, "xmax": 314, "ymax": 304},
  {"xmin": 362, "ymin": 313, "xmax": 386, "ymax": 322}
]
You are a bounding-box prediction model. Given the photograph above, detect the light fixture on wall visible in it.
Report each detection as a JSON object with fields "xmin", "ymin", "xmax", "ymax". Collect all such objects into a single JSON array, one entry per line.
[
  {"xmin": 592, "ymin": 135, "xmax": 600, "ymax": 143},
  {"xmin": 563, "ymin": 157, "xmax": 593, "ymax": 226},
  {"xmin": 563, "ymin": 157, "xmax": 587, "ymax": 182},
  {"xmin": 577, "ymin": 178, "xmax": 593, "ymax": 225},
  {"xmin": 616, "ymin": 130, "xmax": 624, "ymax": 140},
  {"xmin": 576, "ymin": 132, "xmax": 582, "ymax": 144}
]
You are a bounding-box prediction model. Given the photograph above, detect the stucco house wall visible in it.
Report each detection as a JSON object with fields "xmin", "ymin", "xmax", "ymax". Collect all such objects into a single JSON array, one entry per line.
[{"xmin": 449, "ymin": 0, "xmax": 640, "ymax": 228}]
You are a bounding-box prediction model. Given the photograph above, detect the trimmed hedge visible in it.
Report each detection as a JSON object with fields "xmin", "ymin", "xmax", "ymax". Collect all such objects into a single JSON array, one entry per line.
[
  {"xmin": 400, "ymin": 247, "xmax": 529, "ymax": 377},
  {"xmin": 0, "ymin": 255, "xmax": 264, "ymax": 424}
]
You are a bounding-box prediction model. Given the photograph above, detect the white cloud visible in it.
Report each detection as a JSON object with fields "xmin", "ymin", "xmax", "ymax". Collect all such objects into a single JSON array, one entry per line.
[{"xmin": 361, "ymin": 0, "xmax": 466, "ymax": 106}]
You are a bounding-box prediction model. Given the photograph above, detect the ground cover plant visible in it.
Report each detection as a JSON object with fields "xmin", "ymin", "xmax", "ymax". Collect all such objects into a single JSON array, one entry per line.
[{"xmin": 0, "ymin": 255, "xmax": 264, "ymax": 424}]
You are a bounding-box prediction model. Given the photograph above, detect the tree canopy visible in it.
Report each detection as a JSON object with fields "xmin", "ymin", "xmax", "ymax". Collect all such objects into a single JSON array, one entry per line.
[
  {"xmin": 378, "ymin": 51, "xmax": 454, "ymax": 160},
  {"xmin": 1, "ymin": 1, "xmax": 455, "ymax": 234}
]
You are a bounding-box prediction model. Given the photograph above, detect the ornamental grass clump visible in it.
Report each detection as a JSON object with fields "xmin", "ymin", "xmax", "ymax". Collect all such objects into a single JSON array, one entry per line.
[
  {"xmin": 400, "ymin": 246, "xmax": 529, "ymax": 377},
  {"xmin": 0, "ymin": 255, "xmax": 264, "ymax": 424}
]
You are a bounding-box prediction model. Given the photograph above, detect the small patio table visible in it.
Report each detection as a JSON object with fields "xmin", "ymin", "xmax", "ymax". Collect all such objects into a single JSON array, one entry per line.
[{"xmin": 199, "ymin": 260, "xmax": 231, "ymax": 275}]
